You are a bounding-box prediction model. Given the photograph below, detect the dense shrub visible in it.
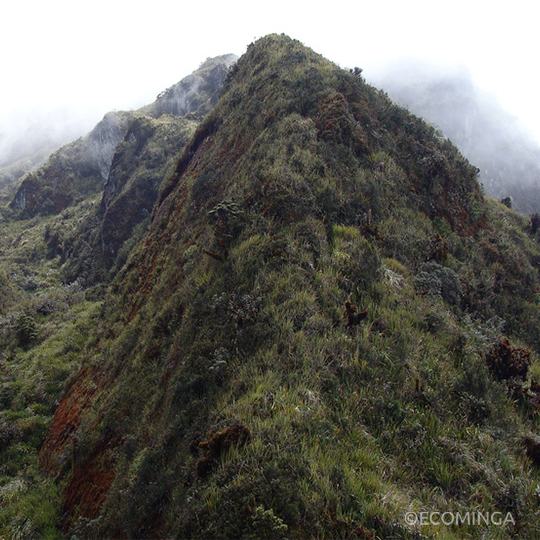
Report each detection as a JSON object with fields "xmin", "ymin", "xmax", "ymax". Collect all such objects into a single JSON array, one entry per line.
[
  {"xmin": 486, "ymin": 338, "xmax": 531, "ymax": 381},
  {"xmin": 414, "ymin": 261, "xmax": 462, "ymax": 304},
  {"xmin": 14, "ymin": 314, "xmax": 38, "ymax": 348}
]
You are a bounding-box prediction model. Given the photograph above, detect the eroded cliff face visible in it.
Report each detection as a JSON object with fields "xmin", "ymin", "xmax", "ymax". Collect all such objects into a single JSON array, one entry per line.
[
  {"xmin": 38, "ymin": 366, "xmax": 115, "ymax": 532},
  {"xmin": 0, "ymin": 53, "xmax": 241, "ymax": 539},
  {"xmin": 86, "ymin": 112, "xmax": 136, "ymax": 181}
]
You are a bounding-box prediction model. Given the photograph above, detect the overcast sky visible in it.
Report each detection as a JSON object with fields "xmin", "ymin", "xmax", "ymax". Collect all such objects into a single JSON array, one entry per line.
[{"xmin": 1, "ymin": 0, "xmax": 539, "ymax": 143}]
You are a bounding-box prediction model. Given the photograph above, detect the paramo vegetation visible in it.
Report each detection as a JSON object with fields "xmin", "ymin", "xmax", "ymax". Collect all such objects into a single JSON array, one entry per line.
[{"xmin": 1, "ymin": 34, "xmax": 540, "ymax": 539}]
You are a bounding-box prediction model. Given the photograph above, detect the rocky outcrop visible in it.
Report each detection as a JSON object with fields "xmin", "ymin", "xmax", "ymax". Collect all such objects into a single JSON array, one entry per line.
[{"xmin": 86, "ymin": 111, "xmax": 134, "ymax": 181}]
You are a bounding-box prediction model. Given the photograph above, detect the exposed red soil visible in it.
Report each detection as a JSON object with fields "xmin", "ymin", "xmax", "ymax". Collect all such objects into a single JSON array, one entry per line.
[
  {"xmin": 39, "ymin": 366, "xmax": 103, "ymax": 474},
  {"xmin": 62, "ymin": 433, "xmax": 122, "ymax": 531},
  {"xmin": 39, "ymin": 365, "xmax": 125, "ymax": 529}
]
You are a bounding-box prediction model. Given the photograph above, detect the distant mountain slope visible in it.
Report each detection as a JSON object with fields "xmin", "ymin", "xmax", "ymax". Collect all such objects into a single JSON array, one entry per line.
[
  {"xmin": 9, "ymin": 111, "xmax": 134, "ymax": 216},
  {"xmin": 141, "ymin": 53, "xmax": 238, "ymax": 119},
  {"xmin": 33, "ymin": 35, "xmax": 540, "ymax": 539},
  {"xmin": 368, "ymin": 60, "xmax": 540, "ymax": 214},
  {"xmin": 0, "ymin": 108, "xmax": 96, "ymax": 201},
  {"xmin": 8, "ymin": 54, "xmax": 237, "ymax": 219},
  {"xmin": 0, "ymin": 55, "xmax": 236, "ymax": 206}
]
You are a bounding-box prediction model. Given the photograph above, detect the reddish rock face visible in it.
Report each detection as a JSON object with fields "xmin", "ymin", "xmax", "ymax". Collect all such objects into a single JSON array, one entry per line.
[{"xmin": 38, "ymin": 365, "xmax": 123, "ymax": 527}]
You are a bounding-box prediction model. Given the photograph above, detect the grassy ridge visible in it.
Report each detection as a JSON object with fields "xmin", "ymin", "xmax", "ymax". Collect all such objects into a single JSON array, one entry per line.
[
  {"xmin": 26, "ymin": 35, "xmax": 540, "ymax": 539},
  {"xmin": 1, "ymin": 34, "xmax": 540, "ymax": 538}
]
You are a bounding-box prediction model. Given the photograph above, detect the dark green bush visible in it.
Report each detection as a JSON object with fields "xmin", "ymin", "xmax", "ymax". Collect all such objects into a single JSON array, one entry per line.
[{"xmin": 14, "ymin": 314, "xmax": 38, "ymax": 348}]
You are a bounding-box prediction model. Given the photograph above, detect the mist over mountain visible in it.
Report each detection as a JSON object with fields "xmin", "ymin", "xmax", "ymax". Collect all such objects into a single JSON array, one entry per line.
[
  {"xmin": 367, "ymin": 58, "xmax": 540, "ymax": 214},
  {"xmin": 0, "ymin": 54, "xmax": 238, "ymax": 208},
  {"xmin": 0, "ymin": 108, "xmax": 95, "ymax": 168},
  {"xmin": 8, "ymin": 54, "xmax": 237, "ymax": 220},
  {"xmin": 0, "ymin": 106, "xmax": 100, "ymax": 202},
  {"xmin": 2, "ymin": 36, "xmax": 540, "ymax": 539},
  {"xmin": 141, "ymin": 53, "xmax": 238, "ymax": 119}
]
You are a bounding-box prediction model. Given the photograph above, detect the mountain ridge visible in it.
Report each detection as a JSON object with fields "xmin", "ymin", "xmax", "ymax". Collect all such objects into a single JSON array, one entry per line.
[
  {"xmin": 1, "ymin": 35, "xmax": 540, "ymax": 539},
  {"xmin": 32, "ymin": 34, "xmax": 540, "ymax": 539}
]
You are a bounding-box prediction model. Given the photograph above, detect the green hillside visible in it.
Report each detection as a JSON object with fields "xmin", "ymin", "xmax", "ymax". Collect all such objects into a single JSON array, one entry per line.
[
  {"xmin": 2, "ymin": 35, "xmax": 540, "ymax": 539},
  {"xmin": 0, "ymin": 56, "xmax": 230, "ymax": 538}
]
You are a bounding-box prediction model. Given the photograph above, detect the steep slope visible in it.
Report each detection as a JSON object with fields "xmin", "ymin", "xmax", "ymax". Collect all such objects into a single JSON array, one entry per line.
[
  {"xmin": 368, "ymin": 60, "xmax": 540, "ymax": 214},
  {"xmin": 0, "ymin": 56, "xmax": 234, "ymax": 538},
  {"xmin": 36, "ymin": 35, "xmax": 540, "ymax": 539},
  {"xmin": 58, "ymin": 114, "xmax": 197, "ymax": 284}
]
